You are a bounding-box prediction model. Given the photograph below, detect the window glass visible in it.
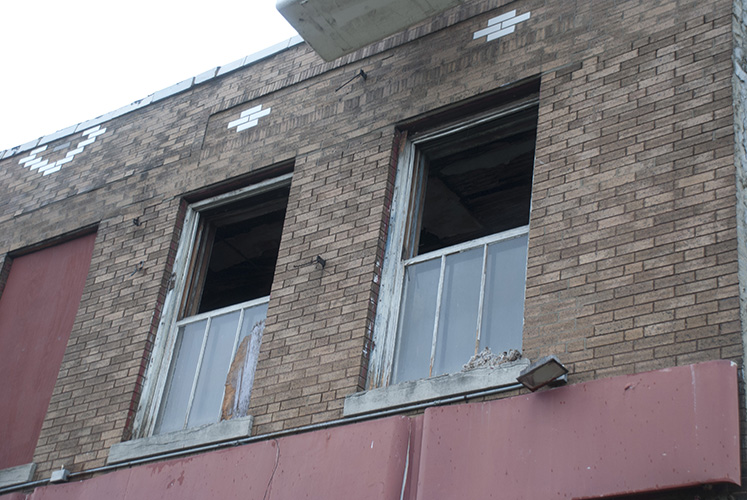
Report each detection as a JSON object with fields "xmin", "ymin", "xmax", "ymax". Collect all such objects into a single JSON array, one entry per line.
[
  {"xmin": 434, "ymin": 246, "xmax": 483, "ymax": 376},
  {"xmin": 188, "ymin": 310, "xmax": 241, "ymax": 428},
  {"xmin": 155, "ymin": 319, "xmax": 206, "ymax": 435},
  {"xmin": 151, "ymin": 180, "xmax": 289, "ymax": 436},
  {"xmin": 388, "ymin": 101, "xmax": 537, "ymax": 385},
  {"xmin": 480, "ymin": 234, "xmax": 529, "ymax": 354},
  {"xmin": 392, "ymin": 258, "xmax": 440, "ymax": 384}
]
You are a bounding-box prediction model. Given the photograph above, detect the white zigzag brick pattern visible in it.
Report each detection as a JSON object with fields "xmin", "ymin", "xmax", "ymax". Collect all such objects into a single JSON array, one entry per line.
[
  {"xmin": 473, "ymin": 10, "xmax": 531, "ymax": 42},
  {"xmin": 17, "ymin": 126, "xmax": 107, "ymax": 176}
]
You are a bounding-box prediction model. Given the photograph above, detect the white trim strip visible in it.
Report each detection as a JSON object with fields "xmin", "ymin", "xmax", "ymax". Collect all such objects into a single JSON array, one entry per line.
[
  {"xmin": 404, "ymin": 225, "xmax": 529, "ymax": 266},
  {"xmin": 175, "ymin": 296, "xmax": 270, "ymax": 327},
  {"xmin": 239, "ymin": 105, "xmax": 263, "ymax": 118}
]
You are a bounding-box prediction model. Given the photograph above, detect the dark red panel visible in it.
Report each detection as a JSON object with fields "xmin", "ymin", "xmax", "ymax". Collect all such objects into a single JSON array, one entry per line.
[
  {"xmin": 16, "ymin": 361, "xmax": 740, "ymax": 499},
  {"xmin": 415, "ymin": 360, "xmax": 740, "ymax": 500},
  {"xmin": 0, "ymin": 234, "xmax": 96, "ymax": 469},
  {"xmin": 0, "ymin": 493, "xmax": 28, "ymax": 500},
  {"xmin": 27, "ymin": 415, "xmax": 412, "ymax": 500}
]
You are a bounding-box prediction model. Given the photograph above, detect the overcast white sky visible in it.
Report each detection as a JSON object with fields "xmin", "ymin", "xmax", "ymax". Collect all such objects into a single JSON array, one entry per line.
[{"xmin": 0, "ymin": 1, "xmax": 298, "ymax": 152}]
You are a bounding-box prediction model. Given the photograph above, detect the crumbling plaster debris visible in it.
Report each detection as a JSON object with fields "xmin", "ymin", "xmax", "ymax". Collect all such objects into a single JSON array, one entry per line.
[{"xmin": 462, "ymin": 347, "xmax": 522, "ymax": 372}]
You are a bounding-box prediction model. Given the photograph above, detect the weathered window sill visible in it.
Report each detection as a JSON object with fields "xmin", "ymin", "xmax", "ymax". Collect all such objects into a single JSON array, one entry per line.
[
  {"xmin": 0, "ymin": 462, "xmax": 36, "ymax": 488},
  {"xmin": 107, "ymin": 415, "xmax": 254, "ymax": 464},
  {"xmin": 343, "ymin": 359, "xmax": 530, "ymax": 417}
]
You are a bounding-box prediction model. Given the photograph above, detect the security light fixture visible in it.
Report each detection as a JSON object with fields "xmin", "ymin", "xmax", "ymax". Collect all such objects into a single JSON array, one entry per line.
[{"xmin": 517, "ymin": 355, "xmax": 568, "ymax": 391}]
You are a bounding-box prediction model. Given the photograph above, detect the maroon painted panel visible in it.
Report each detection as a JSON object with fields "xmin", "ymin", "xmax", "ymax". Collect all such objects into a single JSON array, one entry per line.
[
  {"xmin": 415, "ymin": 360, "xmax": 740, "ymax": 500},
  {"xmin": 0, "ymin": 493, "xmax": 27, "ymax": 500},
  {"xmin": 27, "ymin": 415, "xmax": 412, "ymax": 500},
  {"xmin": 13, "ymin": 361, "xmax": 740, "ymax": 499},
  {"xmin": 0, "ymin": 234, "xmax": 96, "ymax": 469}
]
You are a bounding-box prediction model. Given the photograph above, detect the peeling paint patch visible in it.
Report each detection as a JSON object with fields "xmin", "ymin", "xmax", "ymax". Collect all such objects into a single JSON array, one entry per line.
[
  {"xmin": 221, "ymin": 319, "xmax": 265, "ymax": 420},
  {"xmin": 462, "ymin": 347, "xmax": 522, "ymax": 371}
]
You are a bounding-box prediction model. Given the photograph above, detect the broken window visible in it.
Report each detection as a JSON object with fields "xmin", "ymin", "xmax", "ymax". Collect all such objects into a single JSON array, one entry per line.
[
  {"xmin": 139, "ymin": 174, "xmax": 291, "ymax": 437},
  {"xmin": 370, "ymin": 90, "xmax": 538, "ymax": 387}
]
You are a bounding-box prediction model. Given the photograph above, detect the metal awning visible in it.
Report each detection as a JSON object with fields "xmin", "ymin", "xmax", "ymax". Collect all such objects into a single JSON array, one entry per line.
[{"xmin": 276, "ymin": 0, "xmax": 464, "ymax": 61}]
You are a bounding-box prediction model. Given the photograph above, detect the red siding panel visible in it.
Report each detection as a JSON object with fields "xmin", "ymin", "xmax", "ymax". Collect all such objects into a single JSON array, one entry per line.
[
  {"xmin": 27, "ymin": 415, "xmax": 412, "ymax": 500},
  {"xmin": 0, "ymin": 234, "xmax": 96, "ymax": 469},
  {"xmin": 415, "ymin": 360, "xmax": 740, "ymax": 499},
  {"xmin": 10, "ymin": 361, "xmax": 739, "ymax": 498}
]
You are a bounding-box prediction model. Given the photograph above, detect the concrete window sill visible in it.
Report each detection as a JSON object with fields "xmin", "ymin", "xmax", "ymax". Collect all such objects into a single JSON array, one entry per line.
[
  {"xmin": 0, "ymin": 462, "xmax": 36, "ymax": 488},
  {"xmin": 343, "ymin": 359, "xmax": 529, "ymax": 417},
  {"xmin": 107, "ymin": 415, "xmax": 254, "ymax": 464}
]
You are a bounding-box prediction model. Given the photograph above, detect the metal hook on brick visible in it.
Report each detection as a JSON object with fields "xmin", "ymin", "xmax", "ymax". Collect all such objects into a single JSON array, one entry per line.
[
  {"xmin": 294, "ymin": 255, "xmax": 326, "ymax": 270},
  {"xmin": 129, "ymin": 261, "xmax": 144, "ymax": 277},
  {"xmin": 335, "ymin": 69, "xmax": 367, "ymax": 92}
]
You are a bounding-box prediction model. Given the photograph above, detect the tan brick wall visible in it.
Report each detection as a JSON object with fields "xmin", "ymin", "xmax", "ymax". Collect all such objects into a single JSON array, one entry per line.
[
  {"xmin": 31, "ymin": 197, "xmax": 183, "ymax": 474},
  {"xmin": 525, "ymin": 10, "xmax": 739, "ymax": 382},
  {"xmin": 0, "ymin": 0, "xmax": 739, "ymax": 483}
]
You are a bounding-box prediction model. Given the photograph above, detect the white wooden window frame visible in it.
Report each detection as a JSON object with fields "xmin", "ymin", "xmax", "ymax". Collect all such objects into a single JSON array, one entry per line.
[
  {"xmin": 132, "ymin": 173, "xmax": 292, "ymax": 439},
  {"xmin": 154, "ymin": 296, "xmax": 268, "ymax": 434},
  {"xmin": 391, "ymin": 226, "xmax": 529, "ymax": 382},
  {"xmin": 367, "ymin": 99, "xmax": 537, "ymax": 390}
]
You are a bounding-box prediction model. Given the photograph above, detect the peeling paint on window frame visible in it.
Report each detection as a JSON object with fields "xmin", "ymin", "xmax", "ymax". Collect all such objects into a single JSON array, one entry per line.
[
  {"xmin": 133, "ymin": 173, "xmax": 293, "ymax": 439},
  {"xmin": 366, "ymin": 96, "xmax": 538, "ymax": 390}
]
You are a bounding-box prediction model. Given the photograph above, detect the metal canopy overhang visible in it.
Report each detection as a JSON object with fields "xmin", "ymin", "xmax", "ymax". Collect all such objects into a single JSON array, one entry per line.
[{"xmin": 276, "ymin": 0, "xmax": 465, "ymax": 61}]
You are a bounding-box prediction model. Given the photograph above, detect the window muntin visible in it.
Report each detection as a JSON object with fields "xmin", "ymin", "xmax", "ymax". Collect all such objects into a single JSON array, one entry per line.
[
  {"xmin": 371, "ymin": 98, "xmax": 537, "ymax": 388},
  {"xmin": 392, "ymin": 229, "xmax": 528, "ymax": 383},
  {"xmin": 154, "ymin": 298, "xmax": 267, "ymax": 434},
  {"xmin": 137, "ymin": 174, "xmax": 291, "ymax": 438}
]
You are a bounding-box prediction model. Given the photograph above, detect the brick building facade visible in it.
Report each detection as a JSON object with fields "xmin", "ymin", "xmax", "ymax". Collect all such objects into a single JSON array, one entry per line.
[{"xmin": 0, "ymin": 0, "xmax": 745, "ymax": 498}]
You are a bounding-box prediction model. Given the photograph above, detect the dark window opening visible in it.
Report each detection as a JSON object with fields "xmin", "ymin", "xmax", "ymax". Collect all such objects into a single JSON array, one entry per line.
[
  {"xmin": 183, "ymin": 185, "xmax": 290, "ymax": 316},
  {"xmin": 413, "ymin": 105, "xmax": 537, "ymax": 256}
]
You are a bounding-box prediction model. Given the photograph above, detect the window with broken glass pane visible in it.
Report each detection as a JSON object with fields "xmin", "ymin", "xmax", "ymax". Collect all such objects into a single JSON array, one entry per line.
[
  {"xmin": 146, "ymin": 176, "xmax": 290, "ymax": 436},
  {"xmin": 374, "ymin": 95, "xmax": 538, "ymax": 387}
]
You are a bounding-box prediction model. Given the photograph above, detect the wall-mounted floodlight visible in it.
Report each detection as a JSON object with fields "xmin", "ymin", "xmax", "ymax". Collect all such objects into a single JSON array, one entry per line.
[{"xmin": 517, "ymin": 355, "xmax": 568, "ymax": 391}]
